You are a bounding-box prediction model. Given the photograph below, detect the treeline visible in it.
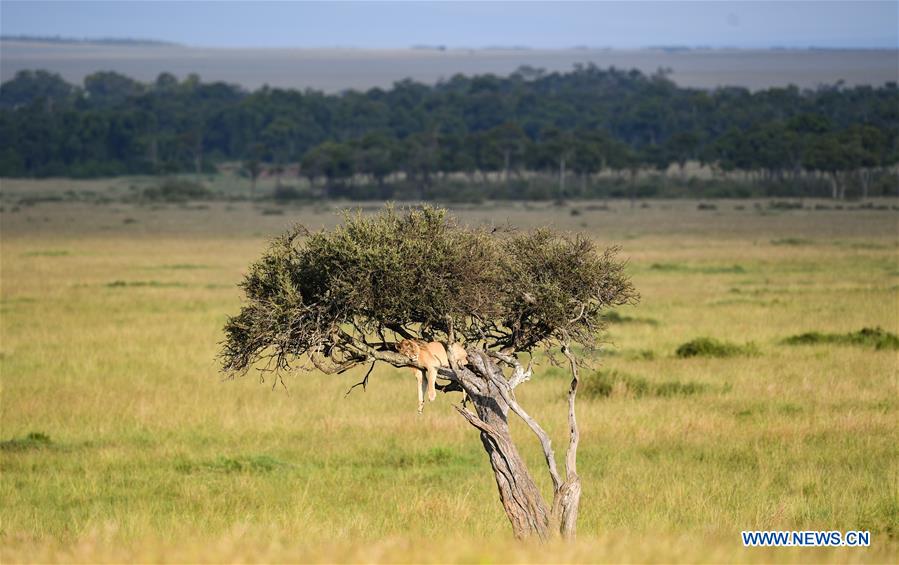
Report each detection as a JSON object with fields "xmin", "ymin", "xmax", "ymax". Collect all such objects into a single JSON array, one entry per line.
[{"xmin": 1, "ymin": 65, "xmax": 897, "ymax": 199}]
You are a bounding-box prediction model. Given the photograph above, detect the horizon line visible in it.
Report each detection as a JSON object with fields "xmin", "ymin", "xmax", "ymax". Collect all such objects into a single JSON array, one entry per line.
[{"xmin": 2, "ymin": 35, "xmax": 898, "ymax": 52}]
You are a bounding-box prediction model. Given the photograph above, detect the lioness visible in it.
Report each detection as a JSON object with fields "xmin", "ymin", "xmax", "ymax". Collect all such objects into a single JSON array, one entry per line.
[{"xmin": 397, "ymin": 339, "xmax": 468, "ymax": 413}]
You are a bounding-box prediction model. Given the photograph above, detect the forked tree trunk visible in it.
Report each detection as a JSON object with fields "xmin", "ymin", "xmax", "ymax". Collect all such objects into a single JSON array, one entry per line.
[
  {"xmin": 453, "ymin": 351, "xmax": 552, "ymax": 539},
  {"xmin": 445, "ymin": 348, "xmax": 581, "ymax": 540}
]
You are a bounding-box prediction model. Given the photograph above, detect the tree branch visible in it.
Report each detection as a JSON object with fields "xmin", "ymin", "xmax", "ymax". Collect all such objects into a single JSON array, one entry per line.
[
  {"xmin": 344, "ymin": 361, "xmax": 376, "ymax": 397},
  {"xmin": 561, "ymin": 342, "xmax": 580, "ymax": 479},
  {"xmin": 486, "ymin": 350, "xmax": 532, "ymax": 389}
]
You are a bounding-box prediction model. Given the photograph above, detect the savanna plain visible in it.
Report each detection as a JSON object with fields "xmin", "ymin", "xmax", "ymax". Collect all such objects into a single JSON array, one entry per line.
[{"xmin": 1, "ymin": 183, "xmax": 897, "ymax": 563}]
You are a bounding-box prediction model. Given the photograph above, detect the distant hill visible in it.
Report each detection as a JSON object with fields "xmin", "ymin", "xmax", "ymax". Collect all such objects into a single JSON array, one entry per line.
[{"xmin": 0, "ymin": 41, "xmax": 896, "ymax": 92}]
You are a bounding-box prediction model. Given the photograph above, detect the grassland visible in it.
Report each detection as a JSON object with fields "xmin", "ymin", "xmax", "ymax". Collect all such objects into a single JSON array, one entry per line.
[{"xmin": 1, "ymin": 185, "xmax": 897, "ymax": 563}]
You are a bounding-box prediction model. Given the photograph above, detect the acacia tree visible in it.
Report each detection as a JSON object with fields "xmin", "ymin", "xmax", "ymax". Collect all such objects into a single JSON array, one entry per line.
[{"xmin": 220, "ymin": 206, "xmax": 637, "ymax": 540}]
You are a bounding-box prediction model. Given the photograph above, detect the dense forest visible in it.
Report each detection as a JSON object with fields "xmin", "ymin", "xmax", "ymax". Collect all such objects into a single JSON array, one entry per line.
[{"xmin": 1, "ymin": 65, "xmax": 897, "ymax": 200}]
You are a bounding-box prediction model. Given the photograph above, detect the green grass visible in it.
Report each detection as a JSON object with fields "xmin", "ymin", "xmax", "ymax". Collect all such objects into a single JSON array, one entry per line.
[{"xmin": 1, "ymin": 197, "xmax": 897, "ymax": 563}]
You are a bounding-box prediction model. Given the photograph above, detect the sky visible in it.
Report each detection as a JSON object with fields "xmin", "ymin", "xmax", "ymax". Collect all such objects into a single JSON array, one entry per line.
[{"xmin": 1, "ymin": 1, "xmax": 896, "ymax": 50}]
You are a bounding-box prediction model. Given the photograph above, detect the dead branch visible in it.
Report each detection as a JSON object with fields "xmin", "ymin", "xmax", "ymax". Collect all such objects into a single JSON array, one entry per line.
[{"xmin": 344, "ymin": 361, "xmax": 376, "ymax": 397}]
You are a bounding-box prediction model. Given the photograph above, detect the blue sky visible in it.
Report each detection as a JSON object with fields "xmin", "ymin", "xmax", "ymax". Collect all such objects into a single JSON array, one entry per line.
[{"xmin": 1, "ymin": 1, "xmax": 896, "ymax": 49}]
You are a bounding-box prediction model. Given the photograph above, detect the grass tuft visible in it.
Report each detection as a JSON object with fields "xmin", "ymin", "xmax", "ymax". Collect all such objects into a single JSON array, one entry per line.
[
  {"xmin": 675, "ymin": 337, "xmax": 759, "ymax": 358},
  {"xmin": 782, "ymin": 327, "xmax": 899, "ymax": 350},
  {"xmin": 175, "ymin": 454, "xmax": 289, "ymax": 474},
  {"xmin": 0, "ymin": 432, "xmax": 52, "ymax": 451},
  {"xmin": 581, "ymin": 370, "xmax": 710, "ymax": 399}
]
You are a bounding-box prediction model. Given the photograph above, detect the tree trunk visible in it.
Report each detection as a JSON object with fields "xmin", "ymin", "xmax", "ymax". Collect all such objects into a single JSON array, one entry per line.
[
  {"xmin": 859, "ymin": 169, "xmax": 869, "ymax": 201},
  {"xmin": 440, "ymin": 346, "xmax": 583, "ymax": 541},
  {"xmin": 504, "ymin": 149, "xmax": 511, "ymax": 187},
  {"xmin": 559, "ymin": 156, "xmax": 566, "ymax": 198},
  {"xmin": 453, "ymin": 351, "xmax": 552, "ymax": 540}
]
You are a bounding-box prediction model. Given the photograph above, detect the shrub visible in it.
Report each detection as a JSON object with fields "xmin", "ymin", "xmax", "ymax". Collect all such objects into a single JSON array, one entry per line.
[
  {"xmin": 272, "ymin": 185, "xmax": 313, "ymax": 202},
  {"xmin": 768, "ymin": 200, "xmax": 803, "ymax": 210},
  {"xmin": 771, "ymin": 238, "xmax": 812, "ymax": 246},
  {"xmin": 782, "ymin": 327, "xmax": 899, "ymax": 350},
  {"xmin": 581, "ymin": 370, "xmax": 708, "ymax": 399},
  {"xmin": 0, "ymin": 431, "xmax": 51, "ymax": 451},
  {"xmin": 676, "ymin": 337, "xmax": 758, "ymax": 358},
  {"xmin": 142, "ymin": 178, "xmax": 213, "ymax": 202}
]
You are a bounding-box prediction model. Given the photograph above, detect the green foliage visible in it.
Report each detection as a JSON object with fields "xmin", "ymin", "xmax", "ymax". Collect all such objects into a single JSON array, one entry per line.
[
  {"xmin": 581, "ymin": 370, "xmax": 709, "ymax": 399},
  {"xmin": 782, "ymin": 327, "xmax": 899, "ymax": 350},
  {"xmin": 675, "ymin": 337, "xmax": 759, "ymax": 358},
  {"xmin": 0, "ymin": 432, "xmax": 52, "ymax": 451},
  {"xmin": 221, "ymin": 205, "xmax": 636, "ymax": 374}
]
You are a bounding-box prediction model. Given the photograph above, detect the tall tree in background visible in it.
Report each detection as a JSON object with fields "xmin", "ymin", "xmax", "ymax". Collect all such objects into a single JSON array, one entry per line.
[{"xmin": 242, "ymin": 143, "xmax": 264, "ymax": 198}]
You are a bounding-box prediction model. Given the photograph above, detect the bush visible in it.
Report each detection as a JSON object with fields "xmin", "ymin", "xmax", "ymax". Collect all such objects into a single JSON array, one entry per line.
[
  {"xmin": 782, "ymin": 327, "xmax": 899, "ymax": 350},
  {"xmin": 676, "ymin": 337, "xmax": 758, "ymax": 358},
  {"xmin": 272, "ymin": 185, "xmax": 314, "ymax": 202},
  {"xmin": 581, "ymin": 369, "xmax": 709, "ymax": 399},
  {"xmin": 771, "ymin": 238, "xmax": 812, "ymax": 246},
  {"xmin": 768, "ymin": 200, "xmax": 803, "ymax": 210},
  {"xmin": 0, "ymin": 431, "xmax": 52, "ymax": 451},
  {"xmin": 142, "ymin": 178, "xmax": 213, "ymax": 202}
]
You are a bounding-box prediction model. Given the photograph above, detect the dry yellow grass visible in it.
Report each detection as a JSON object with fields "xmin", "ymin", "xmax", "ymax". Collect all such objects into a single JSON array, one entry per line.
[{"xmin": 1, "ymin": 195, "xmax": 897, "ymax": 563}]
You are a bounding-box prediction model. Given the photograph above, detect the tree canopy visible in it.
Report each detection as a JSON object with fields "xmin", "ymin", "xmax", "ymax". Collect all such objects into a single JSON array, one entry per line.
[{"xmin": 220, "ymin": 205, "xmax": 636, "ymax": 377}]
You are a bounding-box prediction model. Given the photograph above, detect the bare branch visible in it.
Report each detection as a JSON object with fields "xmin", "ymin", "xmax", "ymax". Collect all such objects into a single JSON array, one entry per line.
[
  {"xmin": 344, "ymin": 361, "xmax": 376, "ymax": 397},
  {"xmin": 557, "ymin": 337, "xmax": 582, "ymax": 539},
  {"xmin": 561, "ymin": 341, "xmax": 580, "ymax": 479}
]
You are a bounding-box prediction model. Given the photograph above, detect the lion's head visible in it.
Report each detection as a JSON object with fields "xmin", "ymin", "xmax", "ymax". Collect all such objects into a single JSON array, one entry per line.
[{"xmin": 397, "ymin": 339, "xmax": 421, "ymax": 360}]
